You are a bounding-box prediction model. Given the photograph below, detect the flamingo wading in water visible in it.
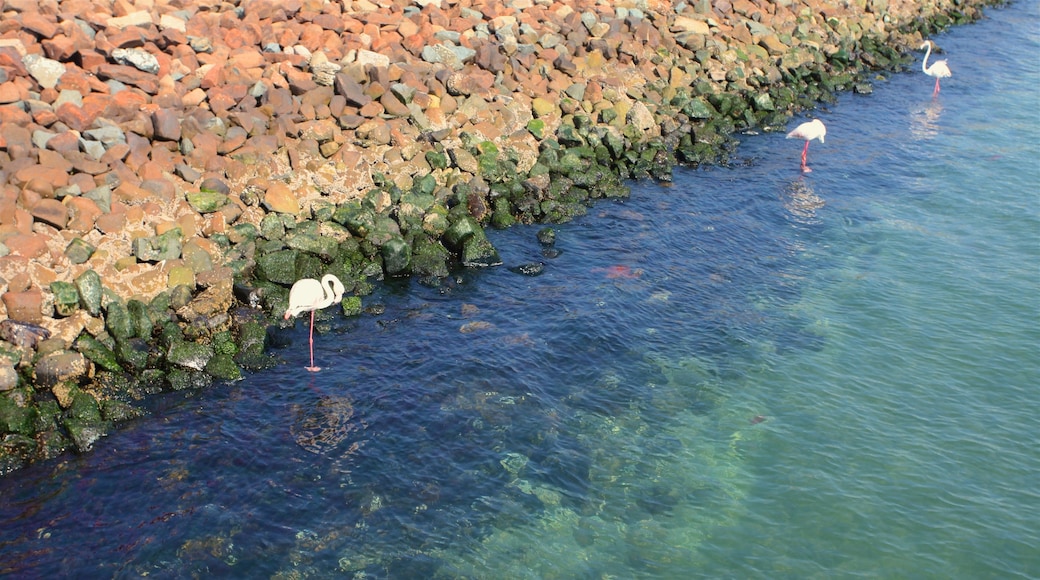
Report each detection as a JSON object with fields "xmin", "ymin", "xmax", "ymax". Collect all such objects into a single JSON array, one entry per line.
[
  {"xmin": 786, "ymin": 119, "xmax": 826, "ymax": 173},
  {"xmin": 920, "ymin": 40, "xmax": 951, "ymax": 97},
  {"xmin": 284, "ymin": 274, "xmax": 346, "ymax": 372}
]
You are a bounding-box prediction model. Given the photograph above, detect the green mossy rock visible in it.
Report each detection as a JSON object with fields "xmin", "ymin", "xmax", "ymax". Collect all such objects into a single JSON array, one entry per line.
[
  {"xmin": 256, "ymin": 249, "xmax": 300, "ymax": 285},
  {"xmin": 75, "ymin": 269, "xmax": 103, "ymax": 316},
  {"xmin": 74, "ymin": 334, "xmax": 123, "ymax": 373},
  {"xmin": 204, "ymin": 353, "xmax": 242, "ymax": 381},
  {"xmin": 50, "ymin": 281, "xmax": 80, "ymax": 317},
  {"xmin": 381, "ymin": 235, "xmax": 412, "ymax": 276},
  {"xmin": 186, "ymin": 191, "xmax": 228, "ymax": 213},
  {"xmin": 167, "ymin": 340, "xmax": 215, "ymax": 372},
  {"xmin": 0, "ymin": 388, "xmax": 37, "ymax": 436}
]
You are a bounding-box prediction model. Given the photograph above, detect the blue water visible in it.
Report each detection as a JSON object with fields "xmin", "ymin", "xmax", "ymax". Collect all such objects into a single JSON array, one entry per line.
[{"xmin": 3, "ymin": 3, "xmax": 1038, "ymax": 578}]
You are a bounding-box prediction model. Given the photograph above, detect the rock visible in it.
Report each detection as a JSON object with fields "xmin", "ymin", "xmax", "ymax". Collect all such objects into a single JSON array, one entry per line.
[
  {"xmin": 0, "ymin": 364, "xmax": 18, "ymax": 392},
  {"xmin": 64, "ymin": 237, "xmax": 96, "ymax": 264},
  {"xmin": 49, "ymin": 281, "xmax": 80, "ymax": 317},
  {"xmin": 22, "ymin": 53, "xmax": 65, "ymax": 89},
  {"xmin": 34, "ymin": 350, "xmax": 91, "ymax": 388},
  {"xmin": 132, "ymin": 228, "xmax": 182, "ymax": 262},
  {"xmin": 263, "ymin": 182, "xmax": 300, "ymax": 215},
  {"xmin": 167, "ymin": 340, "xmax": 214, "ymax": 371},
  {"xmin": 1, "ymin": 290, "xmax": 43, "ymax": 324},
  {"xmin": 111, "ymin": 48, "xmax": 160, "ymax": 74},
  {"xmin": 186, "ymin": 191, "xmax": 228, "ymax": 213},
  {"xmin": 73, "ymin": 334, "xmax": 123, "ymax": 373},
  {"xmin": 74, "ymin": 269, "xmax": 103, "ymax": 316}
]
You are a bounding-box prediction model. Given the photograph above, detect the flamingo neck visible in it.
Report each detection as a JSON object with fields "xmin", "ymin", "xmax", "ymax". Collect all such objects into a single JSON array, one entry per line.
[{"xmin": 922, "ymin": 44, "xmax": 931, "ymax": 73}]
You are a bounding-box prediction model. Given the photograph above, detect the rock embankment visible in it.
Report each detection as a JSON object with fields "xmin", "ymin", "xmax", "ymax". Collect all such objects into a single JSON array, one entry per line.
[{"xmin": 0, "ymin": 0, "xmax": 997, "ymax": 474}]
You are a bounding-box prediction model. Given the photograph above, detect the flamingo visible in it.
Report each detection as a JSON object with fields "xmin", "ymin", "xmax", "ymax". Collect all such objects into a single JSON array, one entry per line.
[
  {"xmin": 284, "ymin": 274, "xmax": 346, "ymax": 372},
  {"xmin": 785, "ymin": 119, "xmax": 826, "ymax": 173},
  {"xmin": 920, "ymin": 40, "xmax": 951, "ymax": 97}
]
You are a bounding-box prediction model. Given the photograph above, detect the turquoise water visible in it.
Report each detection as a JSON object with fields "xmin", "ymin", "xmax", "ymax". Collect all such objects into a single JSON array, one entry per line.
[{"xmin": 2, "ymin": 2, "xmax": 1038, "ymax": 578}]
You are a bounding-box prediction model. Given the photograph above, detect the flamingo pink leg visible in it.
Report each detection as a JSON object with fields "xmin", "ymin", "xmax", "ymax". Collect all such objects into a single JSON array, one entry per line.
[
  {"xmin": 801, "ymin": 141, "xmax": 811, "ymax": 172},
  {"xmin": 306, "ymin": 310, "xmax": 320, "ymax": 372},
  {"xmin": 933, "ymin": 77, "xmax": 940, "ymax": 96}
]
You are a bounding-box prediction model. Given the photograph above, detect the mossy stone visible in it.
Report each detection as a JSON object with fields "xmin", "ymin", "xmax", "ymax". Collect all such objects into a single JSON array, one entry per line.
[
  {"xmin": 50, "ymin": 281, "xmax": 80, "ymax": 317},
  {"xmin": 186, "ymin": 191, "xmax": 228, "ymax": 213},
  {"xmin": 256, "ymin": 249, "xmax": 300, "ymax": 285},
  {"xmin": 75, "ymin": 269, "xmax": 103, "ymax": 316},
  {"xmin": 65, "ymin": 237, "xmax": 95, "ymax": 264},
  {"xmin": 204, "ymin": 353, "xmax": 242, "ymax": 381},
  {"xmin": 380, "ymin": 235, "xmax": 412, "ymax": 276},
  {"xmin": 0, "ymin": 389, "xmax": 37, "ymax": 436},
  {"xmin": 74, "ymin": 334, "xmax": 123, "ymax": 373}
]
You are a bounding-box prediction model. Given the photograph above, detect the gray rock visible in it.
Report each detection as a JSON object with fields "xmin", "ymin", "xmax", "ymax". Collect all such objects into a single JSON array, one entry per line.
[{"xmin": 23, "ymin": 53, "xmax": 66, "ymax": 89}]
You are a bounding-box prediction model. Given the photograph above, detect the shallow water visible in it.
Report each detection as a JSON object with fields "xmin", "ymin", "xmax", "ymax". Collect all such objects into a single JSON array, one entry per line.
[{"xmin": 2, "ymin": 2, "xmax": 1038, "ymax": 578}]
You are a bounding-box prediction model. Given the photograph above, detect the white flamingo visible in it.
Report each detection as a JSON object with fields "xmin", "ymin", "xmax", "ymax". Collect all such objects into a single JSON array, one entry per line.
[
  {"xmin": 785, "ymin": 119, "xmax": 827, "ymax": 173},
  {"xmin": 920, "ymin": 40, "xmax": 951, "ymax": 97},
  {"xmin": 284, "ymin": 274, "xmax": 346, "ymax": 372}
]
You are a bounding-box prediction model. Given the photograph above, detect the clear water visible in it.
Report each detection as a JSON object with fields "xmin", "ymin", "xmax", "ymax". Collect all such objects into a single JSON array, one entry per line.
[{"xmin": 3, "ymin": 3, "xmax": 1038, "ymax": 578}]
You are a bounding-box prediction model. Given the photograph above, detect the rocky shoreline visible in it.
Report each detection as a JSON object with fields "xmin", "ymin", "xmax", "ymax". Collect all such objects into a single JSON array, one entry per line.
[{"xmin": 0, "ymin": 0, "xmax": 1000, "ymax": 475}]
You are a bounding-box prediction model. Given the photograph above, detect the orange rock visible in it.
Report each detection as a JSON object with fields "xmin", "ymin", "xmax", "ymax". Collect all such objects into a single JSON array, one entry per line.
[
  {"xmin": 64, "ymin": 196, "xmax": 103, "ymax": 233},
  {"xmin": 1, "ymin": 289, "xmax": 43, "ymax": 324},
  {"xmin": 263, "ymin": 181, "xmax": 300, "ymax": 215},
  {"xmin": 4, "ymin": 233, "xmax": 49, "ymax": 258}
]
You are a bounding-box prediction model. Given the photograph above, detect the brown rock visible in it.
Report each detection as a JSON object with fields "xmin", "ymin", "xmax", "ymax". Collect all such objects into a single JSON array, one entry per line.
[
  {"xmin": 151, "ymin": 108, "xmax": 182, "ymax": 141},
  {"xmin": 30, "ymin": 198, "xmax": 69, "ymax": 229},
  {"xmin": 2, "ymin": 289, "xmax": 44, "ymax": 324}
]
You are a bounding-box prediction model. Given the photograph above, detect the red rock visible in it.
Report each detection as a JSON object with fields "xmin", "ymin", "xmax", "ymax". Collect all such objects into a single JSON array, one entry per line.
[
  {"xmin": 2, "ymin": 289, "xmax": 44, "ymax": 324},
  {"xmin": 75, "ymin": 48, "xmax": 108, "ymax": 72},
  {"xmin": 13, "ymin": 164, "xmax": 70, "ymax": 191},
  {"xmin": 95, "ymin": 210, "xmax": 127, "ymax": 234},
  {"xmin": 3, "ymin": 232, "xmax": 49, "ymax": 258},
  {"xmin": 64, "ymin": 195, "xmax": 102, "ymax": 230},
  {"xmin": 151, "ymin": 108, "xmax": 182, "ymax": 141},
  {"xmin": 20, "ymin": 14, "xmax": 59, "ymax": 39},
  {"xmin": 43, "ymin": 130, "xmax": 81, "ymax": 154},
  {"xmin": 54, "ymin": 101, "xmax": 98, "ymax": 132},
  {"xmin": 96, "ymin": 63, "xmax": 159, "ymax": 94},
  {"xmin": 30, "ymin": 198, "xmax": 69, "ymax": 229},
  {"xmin": 42, "ymin": 34, "xmax": 78, "ymax": 61},
  {"xmin": 0, "ymin": 81, "xmax": 25, "ymax": 104},
  {"xmin": 263, "ymin": 181, "xmax": 300, "ymax": 214},
  {"xmin": 0, "ymin": 47, "xmax": 28, "ymax": 76}
]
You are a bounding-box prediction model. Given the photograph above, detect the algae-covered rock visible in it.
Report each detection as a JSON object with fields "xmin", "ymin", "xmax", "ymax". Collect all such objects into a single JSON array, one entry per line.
[
  {"xmin": 64, "ymin": 237, "xmax": 95, "ymax": 265},
  {"xmin": 409, "ymin": 234, "xmax": 451, "ymax": 279},
  {"xmin": 380, "ymin": 236, "xmax": 412, "ymax": 276},
  {"xmin": 126, "ymin": 299, "xmax": 154, "ymax": 339},
  {"xmin": 115, "ymin": 337, "xmax": 151, "ymax": 371},
  {"xmin": 74, "ymin": 334, "xmax": 123, "ymax": 373},
  {"xmin": 186, "ymin": 191, "xmax": 228, "ymax": 213},
  {"xmin": 132, "ymin": 227, "xmax": 183, "ymax": 262},
  {"xmin": 256, "ymin": 249, "xmax": 300, "ymax": 285},
  {"xmin": 233, "ymin": 319, "xmax": 272, "ymax": 370},
  {"xmin": 100, "ymin": 399, "xmax": 144, "ymax": 422},
  {"xmin": 445, "ymin": 215, "xmax": 502, "ymax": 267},
  {"xmin": 167, "ymin": 340, "xmax": 215, "ymax": 371},
  {"xmin": 166, "ymin": 368, "xmax": 213, "ymax": 391},
  {"xmin": 75, "ymin": 269, "xmax": 103, "ymax": 316},
  {"xmin": 205, "ymin": 353, "xmax": 242, "ymax": 381},
  {"xmin": 0, "ymin": 388, "xmax": 37, "ymax": 436},
  {"xmin": 62, "ymin": 387, "xmax": 111, "ymax": 453}
]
